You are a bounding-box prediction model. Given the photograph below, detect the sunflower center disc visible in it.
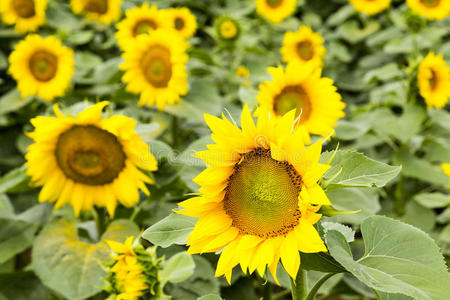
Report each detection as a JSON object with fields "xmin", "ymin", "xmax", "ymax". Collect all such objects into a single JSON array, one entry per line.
[
  {"xmin": 174, "ymin": 17, "xmax": 185, "ymax": 30},
  {"xmin": 420, "ymin": 0, "xmax": 440, "ymax": 8},
  {"xmin": 266, "ymin": 0, "xmax": 283, "ymax": 8},
  {"xmin": 274, "ymin": 85, "xmax": 312, "ymax": 123},
  {"xmin": 296, "ymin": 41, "xmax": 314, "ymax": 60},
  {"xmin": 220, "ymin": 21, "xmax": 237, "ymax": 39},
  {"xmin": 133, "ymin": 19, "xmax": 157, "ymax": 36},
  {"xmin": 224, "ymin": 148, "xmax": 302, "ymax": 238},
  {"xmin": 55, "ymin": 125, "xmax": 126, "ymax": 185},
  {"xmin": 84, "ymin": 0, "xmax": 108, "ymax": 14},
  {"xmin": 141, "ymin": 46, "xmax": 172, "ymax": 88},
  {"xmin": 29, "ymin": 51, "xmax": 58, "ymax": 82},
  {"xmin": 429, "ymin": 69, "xmax": 438, "ymax": 90},
  {"xmin": 12, "ymin": 0, "xmax": 35, "ymax": 18}
]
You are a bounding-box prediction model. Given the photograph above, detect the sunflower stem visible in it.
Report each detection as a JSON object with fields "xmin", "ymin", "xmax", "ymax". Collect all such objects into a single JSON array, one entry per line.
[
  {"xmin": 304, "ymin": 273, "xmax": 336, "ymax": 300},
  {"xmin": 94, "ymin": 207, "xmax": 107, "ymax": 239},
  {"xmin": 290, "ymin": 266, "xmax": 307, "ymax": 300},
  {"xmin": 394, "ymin": 174, "xmax": 405, "ymax": 217}
]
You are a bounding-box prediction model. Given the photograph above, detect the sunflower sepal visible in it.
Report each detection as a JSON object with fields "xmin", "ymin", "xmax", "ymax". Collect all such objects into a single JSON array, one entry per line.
[{"xmin": 318, "ymin": 205, "xmax": 361, "ymax": 217}]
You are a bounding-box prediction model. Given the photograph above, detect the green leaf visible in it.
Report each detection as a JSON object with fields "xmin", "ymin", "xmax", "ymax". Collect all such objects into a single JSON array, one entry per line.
[
  {"xmin": 0, "ymin": 166, "xmax": 28, "ymax": 194},
  {"xmin": 413, "ymin": 193, "xmax": 449, "ymax": 209},
  {"xmin": 300, "ymin": 252, "xmax": 345, "ymax": 274},
  {"xmin": 160, "ymin": 251, "xmax": 195, "ymax": 284},
  {"xmin": 0, "ymin": 271, "xmax": 50, "ymax": 300},
  {"xmin": 327, "ymin": 5, "xmax": 355, "ymax": 26},
  {"xmin": 0, "ymin": 218, "xmax": 38, "ymax": 264},
  {"xmin": 322, "ymin": 222, "xmax": 354, "ymax": 242},
  {"xmin": 399, "ymin": 201, "xmax": 435, "ymax": 232},
  {"xmin": 326, "ymin": 215, "xmax": 450, "ymax": 300},
  {"xmin": 320, "ymin": 151, "xmax": 401, "ymax": 191},
  {"xmin": 334, "ymin": 120, "xmax": 370, "ymax": 141},
  {"xmin": 0, "ymin": 90, "xmax": 33, "ymax": 116},
  {"xmin": 142, "ymin": 213, "xmax": 197, "ymax": 248},
  {"xmin": 32, "ymin": 219, "xmax": 139, "ymax": 300},
  {"xmin": 198, "ymin": 295, "xmax": 223, "ymax": 300}
]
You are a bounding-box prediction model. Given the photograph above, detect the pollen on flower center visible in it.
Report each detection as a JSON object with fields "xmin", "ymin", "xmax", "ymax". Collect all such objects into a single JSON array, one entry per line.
[
  {"xmin": 84, "ymin": 0, "xmax": 108, "ymax": 14},
  {"xmin": 55, "ymin": 125, "xmax": 126, "ymax": 185},
  {"xmin": 274, "ymin": 85, "xmax": 312, "ymax": 123},
  {"xmin": 266, "ymin": 0, "xmax": 283, "ymax": 8},
  {"xmin": 12, "ymin": 0, "xmax": 36, "ymax": 18},
  {"xmin": 133, "ymin": 19, "xmax": 157, "ymax": 36},
  {"xmin": 419, "ymin": 0, "xmax": 440, "ymax": 8},
  {"xmin": 223, "ymin": 148, "xmax": 302, "ymax": 238},
  {"xmin": 174, "ymin": 17, "xmax": 185, "ymax": 30},
  {"xmin": 296, "ymin": 40, "xmax": 314, "ymax": 61},
  {"xmin": 141, "ymin": 45, "xmax": 172, "ymax": 88},
  {"xmin": 29, "ymin": 51, "xmax": 58, "ymax": 82}
]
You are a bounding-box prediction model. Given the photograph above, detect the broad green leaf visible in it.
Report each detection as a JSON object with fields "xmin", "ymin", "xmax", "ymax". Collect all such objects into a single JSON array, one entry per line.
[
  {"xmin": 326, "ymin": 188, "xmax": 380, "ymax": 224},
  {"xmin": 300, "ymin": 252, "xmax": 345, "ymax": 274},
  {"xmin": 0, "ymin": 90, "xmax": 33, "ymax": 115},
  {"xmin": 160, "ymin": 251, "xmax": 195, "ymax": 284},
  {"xmin": 142, "ymin": 213, "xmax": 197, "ymax": 248},
  {"xmin": 326, "ymin": 215, "xmax": 450, "ymax": 300},
  {"xmin": 0, "ymin": 166, "xmax": 28, "ymax": 194},
  {"xmin": 0, "ymin": 271, "xmax": 50, "ymax": 300},
  {"xmin": 393, "ymin": 149, "xmax": 447, "ymax": 187},
  {"xmin": 32, "ymin": 219, "xmax": 139, "ymax": 300},
  {"xmin": 327, "ymin": 5, "xmax": 355, "ymax": 26},
  {"xmin": 363, "ymin": 63, "xmax": 403, "ymax": 84},
  {"xmin": 414, "ymin": 193, "xmax": 449, "ymax": 209},
  {"xmin": 322, "ymin": 222, "xmax": 354, "ymax": 242},
  {"xmin": 334, "ymin": 120, "xmax": 370, "ymax": 141},
  {"xmin": 399, "ymin": 201, "xmax": 435, "ymax": 232},
  {"xmin": 320, "ymin": 151, "xmax": 401, "ymax": 191},
  {"xmin": 0, "ymin": 218, "xmax": 37, "ymax": 264},
  {"xmin": 337, "ymin": 20, "xmax": 380, "ymax": 44},
  {"xmin": 198, "ymin": 295, "xmax": 223, "ymax": 300}
]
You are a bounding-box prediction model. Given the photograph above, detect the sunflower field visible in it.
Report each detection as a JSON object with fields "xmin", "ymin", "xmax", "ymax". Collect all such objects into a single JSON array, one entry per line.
[{"xmin": 0, "ymin": 0, "xmax": 450, "ymax": 299}]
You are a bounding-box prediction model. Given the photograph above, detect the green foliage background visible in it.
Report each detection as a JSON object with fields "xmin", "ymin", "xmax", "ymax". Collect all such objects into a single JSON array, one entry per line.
[{"xmin": 0, "ymin": 0, "xmax": 449, "ymax": 299}]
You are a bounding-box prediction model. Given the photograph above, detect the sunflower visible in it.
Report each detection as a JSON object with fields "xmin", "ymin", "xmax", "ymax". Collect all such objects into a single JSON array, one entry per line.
[
  {"xmin": 256, "ymin": 61, "xmax": 345, "ymax": 144},
  {"xmin": 120, "ymin": 29, "xmax": 188, "ymax": 110},
  {"xmin": 165, "ymin": 7, "xmax": 197, "ymax": 39},
  {"xmin": 25, "ymin": 101, "xmax": 158, "ymax": 217},
  {"xmin": 236, "ymin": 66, "xmax": 250, "ymax": 78},
  {"xmin": 418, "ymin": 52, "xmax": 449, "ymax": 109},
  {"xmin": 215, "ymin": 16, "xmax": 240, "ymax": 41},
  {"xmin": 256, "ymin": 0, "xmax": 296, "ymax": 24},
  {"xmin": 70, "ymin": 0, "xmax": 122, "ymax": 24},
  {"xmin": 105, "ymin": 236, "xmax": 161, "ymax": 300},
  {"xmin": 406, "ymin": 0, "xmax": 450, "ymax": 20},
  {"xmin": 281, "ymin": 25, "xmax": 326, "ymax": 67},
  {"xmin": 349, "ymin": 0, "xmax": 391, "ymax": 15},
  {"xmin": 177, "ymin": 106, "xmax": 331, "ymax": 283},
  {"xmin": 8, "ymin": 34, "xmax": 74, "ymax": 101},
  {"xmin": 115, "ymin": 3, "xmax": 169, "ymax": 50},
  {"xmin": 0, "ymin": 0, "xmax": 48, "ymax": 33}
]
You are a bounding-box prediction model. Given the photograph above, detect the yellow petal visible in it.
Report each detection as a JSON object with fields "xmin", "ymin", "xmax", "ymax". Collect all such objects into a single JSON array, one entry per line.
[
  {"xmin": 280, "ymin": 232, "xmax": 300, "ymax": 279},
  {"xmin": 294, "ymin": 220, "xmax": 327, "ymax": 253}
]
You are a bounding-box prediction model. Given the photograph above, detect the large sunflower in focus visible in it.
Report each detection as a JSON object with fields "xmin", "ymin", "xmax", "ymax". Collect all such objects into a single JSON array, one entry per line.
[
  {"xmin": 165, "ymin": 7, "xmax": 197, "ymax": 39},
  {"xmin": 406, "ymin": 0, "xmax": 450, "ymax": 20},
  {"xmin": 115, "ymin": 3, "xmax": 168, "ymax": 50},
  {"xmin": 256, "ymin": 61, "xmax": 345, "ymax": 144},
  {"xmin": 177, "ymin": 106, "xmax": 331, "ymax": 283},
  {"xmin": 349, "ymin": 0, "xmax": 391, "ymax": 15},
  {"xmin": 0, "ymin": 0, "xmax": 48, "ymax": 33},
  {"xmin": 120, "ymin": 29, "xmax": 189, "ymax": 110},
  {"xmin": 70, "ymin": 0, "xmax": 122, "ymax": 24},
  {"xmin": 8, "ymin": 34, "xmax": 74, "ymax": 101},
  {"xmin": 26, "ymin": 101, "xmax": 157, "ymax": 216},
  {"xmin": 256, "ymin": 0, "xmax": 296, "ymax": 23},
  {"xmin": 418, "ymin": 52, "xmax": 449, "ymax": 109},
  {"xmin": 281, "ymin": 25, "xmax": 326, "ymax": 67}
]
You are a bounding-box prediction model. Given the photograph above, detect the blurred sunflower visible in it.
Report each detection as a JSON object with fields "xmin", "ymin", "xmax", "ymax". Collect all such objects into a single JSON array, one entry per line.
[
  {"xmin": 0, "ymin": 0, "xmax": 48, "ymax": 33},
  {"xmin": 120, "ymin": 29, "xmax": 188, "ymax": 110},
  {"xmin": 418, "ymin": 52, "xmax": 449, "ymax": 109},
  {"xmin": 406, "ymin": 0, "xmax": 450, "ymax": 20},
  {"xmin": 165, "ymin": 7, "xmax": 197, "ymax": 39},
  {"xmin": 215, "ymin": 16, "xmax": 240, "ymax": 41},
  {"xmin": 256, "ymin": 61, "xmax": 345, "ymax": 144},
  {"xmin": 8, "ymin": 34, "xmax": 74, "ymax": 101},
  {"xmin": 105, "ymin": 236, "xmax": 161, "ymax": 300},
  {"xmin": 115, "ymin": 3, "xmax": 168, "ymax": 50},
  {"xmin": 349, "ymin": 0, "xmax": 391, "ymax": 15},
  {"xmin": 281, "ymin": 25, "xmax": 326, "ymax": 67},
  {"xmin": 236, "ymin": 66, "xmax": 250, "ymax": 78},
  {"xmin": 256, "ymin": 0, "xmax": 296, "ymax": 23},
  {"xmin": 26, "ymin": 101, "xmax": 157, "ymax": 217},
  {"xmin": 70, "ymin": 0, "xmax": 122, "ymax": 24},
  {"xmin": 177, "ymin": 106, "xmax": 330, "ymax": 283}
]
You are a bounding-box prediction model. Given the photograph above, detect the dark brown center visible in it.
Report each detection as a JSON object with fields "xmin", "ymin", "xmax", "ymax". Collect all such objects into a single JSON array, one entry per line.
[
  {"xmin": 174, "ymin": 17, "xmax": 185, "ymax": 30},
  {"xmin": 133, "ymin": 19, "xmax": 157, "ymax": 36},
  {"xmin": 140, "ymin": 45, "xmax": 172, "ymax": 88},
  {"xmin": 266, "ymin": 0, "xmax": 283, "ymax": 8},
  {"xmin": 84, "ymin": 0, "xmax": 108, "ymax": 14},
  {"xmin": 55, "ymin": 125, "xmax": 126, "ymax": 185},
  {"xmin": 419, "ymin": 0, "xmax": 440, "ymax": 8},
  {"xmin": 274, "ymin": 85, "xmax": 312, "ymax": 123},
  {"xmin": 29, "ymin": 51, "xmax": 58, "ymax": 82},
  {"xmin": 12, "ymin": 0, "xmax": 35, "ymax": 18},
  {"xmin": 296, "ymin": 41, "xmax": 314, "ymax": 61}
]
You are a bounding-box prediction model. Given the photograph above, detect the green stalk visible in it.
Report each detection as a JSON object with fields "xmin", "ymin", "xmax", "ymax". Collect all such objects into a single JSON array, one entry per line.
[
  {"xmin": 290, "ymin": 267, "xmax": 307, "ymax": 300},
  {"xmin": 304, "ymin": 273, "xmax": 336, "ymax": 300},
  {"xmin": 394, "ymin": 174, "xmax": 405, "ymax": 217},
  {"xmin": 94, "ymin": 206, "xmax": 107, "ymax": 239}
]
